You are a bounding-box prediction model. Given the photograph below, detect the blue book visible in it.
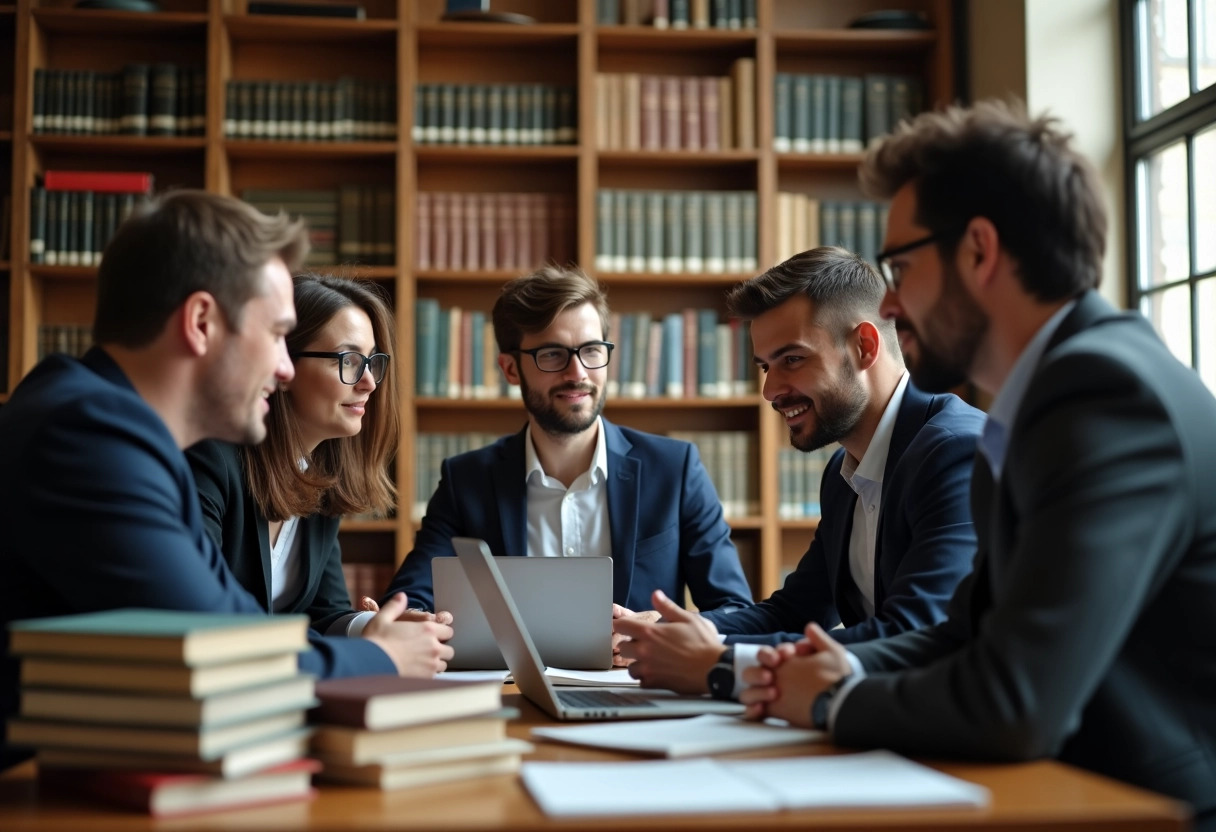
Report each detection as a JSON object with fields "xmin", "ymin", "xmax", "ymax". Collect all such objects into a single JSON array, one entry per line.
[
  {"xmin": 415, "ymin": 298, "xmax": 441, "ymax": 397},
  {"xmin": 662, "ymin": 313, "xmax": 684, "ymax": 397},
  {"xmin": 697, "ymin": 308, "xmax": 719, "ymax": 398},
  {"xmin": 469, "ymin": 310, "xmax": 486, "ymax": 397}
]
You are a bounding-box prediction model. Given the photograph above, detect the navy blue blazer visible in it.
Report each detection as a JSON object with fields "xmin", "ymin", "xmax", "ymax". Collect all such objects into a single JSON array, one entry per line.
[
  {"xmin": 0, "ymin": 349, "xmax": 393, "ymax": 768},
  {"xmin": 385, "ymin": 419, "xmax": 753, "ymax": 613},
  {"xmin": 701, "ymin": 382, "xmax": 983, "ymax": 646}
]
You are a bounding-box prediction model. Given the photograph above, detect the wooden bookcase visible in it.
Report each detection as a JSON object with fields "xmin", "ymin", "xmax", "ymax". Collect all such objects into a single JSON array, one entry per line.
[{"xmin": 2, "ymin": 0, "xmax": 955, "ymax": 598}]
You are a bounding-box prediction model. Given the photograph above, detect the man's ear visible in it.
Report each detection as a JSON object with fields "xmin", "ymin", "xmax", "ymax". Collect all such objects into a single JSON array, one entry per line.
[
  {"xmin": 498, "ymin": 351, "xmax": 521, "ymax": 386},
  {"xmin": 852, "ymin": 321, "xmax": 882, "ymax": 371},
  {"xmin": 180, "ymin": 291, "xmax": 221, "ymax": 358},
  {"xmin": 958, "ymin": 216, "xmax": 1001, "ymax": 289}
]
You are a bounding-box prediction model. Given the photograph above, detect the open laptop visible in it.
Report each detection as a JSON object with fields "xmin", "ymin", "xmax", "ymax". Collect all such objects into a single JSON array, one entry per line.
[
  {"xmin": 452, "ymin": 537, "xmax": 745, "ymax": 721},
  {"xmin": 434, "ymin": 555, "xmax": 613, "ymax": 670}
]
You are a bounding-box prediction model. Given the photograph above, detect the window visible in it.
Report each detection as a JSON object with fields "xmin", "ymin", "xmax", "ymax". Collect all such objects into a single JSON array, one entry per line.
[{"xmin": 1123, "ymin": 0, "xmax": 1216, "ymax": 393}]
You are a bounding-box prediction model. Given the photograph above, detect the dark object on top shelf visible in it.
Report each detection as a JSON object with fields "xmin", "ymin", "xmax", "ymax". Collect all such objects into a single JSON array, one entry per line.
[
  {"xmin": 247, "ymin": 1, "xmax": 367, "ymax": 19},
  {"xmin": 440, "ymin": 0, "xmax": 535, "ymax": 24},
  {"xmin": 74, "ymin": 0, "xmax": 162, "ymax": 11},
  {"xmin": 847, "ymin": 9, "xmax": 931, "ymax": 30}
]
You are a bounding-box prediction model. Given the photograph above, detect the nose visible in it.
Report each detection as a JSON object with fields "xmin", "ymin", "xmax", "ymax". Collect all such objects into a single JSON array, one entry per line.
[
  {"xmin": 277, "ymin": 339, "xmax": 295, "ymax": 384},
  {"xmin": 879, "ymin": 288, "xmax": 901, "ymax": 321},
  {"xmin": 760, "ymin": 368, "xmax": 782, "ymax": 402},
  {"xmin": 355, "ymin": 367, "xmax": 377, "ymax": 393},
  {"xmin": 561, "ymin": 355, "xmax": 589, "ymax": 381}
]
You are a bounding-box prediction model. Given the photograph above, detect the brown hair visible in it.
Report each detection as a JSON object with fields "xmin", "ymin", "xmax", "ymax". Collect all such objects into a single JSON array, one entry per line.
[
  {"xmin": 492, "ymin": 266, "xmax": 610, "ymax": 352},
  {"xmin": 94, "ymin": 190, "xmax": 309, "ymax": 346},
  {"xmin": 727, "ymin": 246, "xmax": 900, "ymax": 358},
  {"xmin": 858, "ymin": 99, "xmax": 1107, "ymax": 301},
  {"xmin": 242, "ymin": 275, "xmax": 399, "ymax": 521}
]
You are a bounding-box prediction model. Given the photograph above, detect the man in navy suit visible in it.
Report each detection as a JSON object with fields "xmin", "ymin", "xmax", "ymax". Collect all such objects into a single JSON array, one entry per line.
[
  {"xmin": 617, "ymin": 246, "xmax": 982, "ymax": 697},
  {"xmin": 381, "ymin": 267, "xmax": 753, "ymax": 660},
  {"xmin": 0, "ymin": 191, "xmax": 451, "ymax": 769}
]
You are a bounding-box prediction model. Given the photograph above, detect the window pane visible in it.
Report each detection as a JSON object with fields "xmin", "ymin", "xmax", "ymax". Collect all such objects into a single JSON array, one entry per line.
[
  {"xmin": 1197, "ymin": 125, "xmax": 1216, "ymax": 274},
  {"xmin": 1137, "ymin": 140, "xmax": 1191, "ymax": 288},
  {"xmin": 1199, "ymin": 277, "xmax": 1216, "ymax": 393},
  {"xmin": 1137, "ymin": 0, "xmax": 1191, "ymax": 118},
  {"xmin": 1140, "ymin": 284, "xmax": 1193, "ymax": 368},
  {"xmin": 1201, "ymin": 0, "xmax": 1216, "ymax": 92}
]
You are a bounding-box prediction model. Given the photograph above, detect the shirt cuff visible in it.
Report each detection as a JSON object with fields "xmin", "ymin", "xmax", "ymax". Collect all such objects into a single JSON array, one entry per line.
[
  {"xmin": 730, "ymin": 643, "xmax": 763, "ymax": 699},
  {"xmin": 827, "ymin": 650, "xmax": 867, "ymax": 732},
  {"xmin": 343, "ymin": 610, "xmax": 376, "ymax": 637}
]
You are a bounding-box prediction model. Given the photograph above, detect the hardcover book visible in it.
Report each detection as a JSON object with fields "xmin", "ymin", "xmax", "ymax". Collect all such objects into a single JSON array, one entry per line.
[{"xmin": 311, "ymin": 674, "xmax": 503, "ymax": 730}]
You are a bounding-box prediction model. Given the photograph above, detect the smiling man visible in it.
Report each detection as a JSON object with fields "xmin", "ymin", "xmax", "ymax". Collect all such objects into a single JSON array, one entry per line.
[
  {"xmin": 616, "ymin": 247, "xmax": 983, "ymax": 698},
  {"xmin": 383, "ymin": 266, "xmax": 753, "ymax": 656}
]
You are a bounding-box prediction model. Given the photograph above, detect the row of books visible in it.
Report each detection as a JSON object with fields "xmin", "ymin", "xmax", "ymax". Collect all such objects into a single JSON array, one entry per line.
[
  {"xmin": 777, "ymin": 445, "xmax": 837, "ymax": 520},
  {"xmin": 241, "ymin": 187, "xmax": 395, "ymax": 268},
  {"xmin": 8, "ymin": 609, "xmax": 318, "ymax": 816},
  {"xmin": 775, "ymin": 195, "xmax": 889, "ymax": 267},
  {"xmin": 670, "ymin": 430, "xmax": 758, "ymax": 518},
  {"xmin": 773, "ymin": 73, "xmax": 925, "ymax": 155},
  {"xmin": 413, "ymin": 84, "xmax": 577, "ymax": 146},
  {"xmin": 223, "ymin": 79, "xmax": 397, "ymax": 142},
  {"xmin": 414, "ymin": 192, "xmax": 574, "ymax": 272},
  {"xmin": 595, "ymin": 189, "xmax": 759, "ymax": 274},
  {"xmin": 414, "ymin": 301, "xmax": 512, "ymax": 400},
  {"xmin": 595, "ymin": 64, "xmax": 757, "ymax": 152},
  {"xmin": 32, "ymin": 65, "xmax": 205, "ymax": 137},
  {"xmin": 598, "ymin": 0, "xmax": 758, "ymax": 29},
  {"xmin": 37, "ymin": 325, "xmax": 92, "ymax": 361},
  {"xmin": 28, "ymin": 187, "xmax": 149, "ymax": 266},
  {"xmin": 339, "ymin": 563, "xmax": 396, "ymax": 609},
  {"xmin": 413, "ymin": 432, "xmax": 502, "ymax": 521}
]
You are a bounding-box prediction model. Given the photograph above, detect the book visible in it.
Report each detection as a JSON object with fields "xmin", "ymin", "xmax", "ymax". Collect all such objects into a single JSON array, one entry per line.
[
  {"xmin": 311, "ymin": 674, "xmax": 503, "ymax": 730},
  {"xmin": 8, "ymin": 609, "xmax": 308, "ymax": 666},
  {"xmin": 19, "ymin": 651, "xmax": 300, "ymax": 697},
  {"xmin": 310, "ymin": 707, "xmax": 516, "ymax": 765},
  {"xmin": 42, "ymin": 170, "xmax": 154, "ymax": 193},
  {"xmin": 37, "ymin": 729, "xmax": 312, "ymax": 780},
  {"xmin": 247, "ymin": 1, "xmax": 366, "ymax": 19},
  {"xmin": 20, "ymin": 676, "xmax": 317, "ymax": 729},
  {"xmin": 531, "ymin": 714, "xmax": 823, "ymax": 758},
  {"xmin": 39, "ymin": 758, "xmax": 320, "ymax": 818},
  {"xmin": 317, "ymin": 741, "xmax": 528, "ymax": 790}
]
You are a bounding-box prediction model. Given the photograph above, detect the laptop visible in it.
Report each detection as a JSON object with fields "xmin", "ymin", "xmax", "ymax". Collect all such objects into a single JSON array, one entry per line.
[
  {"xmin": 433, "ymin": 555, "xmax": 613, "ymax": 670},
  {"xmin": 452, "ymin": 537, "xmax": 745, "ymax": 721}
]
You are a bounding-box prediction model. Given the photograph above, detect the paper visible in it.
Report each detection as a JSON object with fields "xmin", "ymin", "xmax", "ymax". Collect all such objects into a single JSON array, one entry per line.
[
  {"xmin": 542, "ymin": 667, "xmax": 639, "ymax": 687},
  {"xmin": 437, "ymin": 670, "xmax": 510, "ymax": 684},
  {"xmin": 531, "ymin": 713, "xmax": 824, "ymax": 757}
]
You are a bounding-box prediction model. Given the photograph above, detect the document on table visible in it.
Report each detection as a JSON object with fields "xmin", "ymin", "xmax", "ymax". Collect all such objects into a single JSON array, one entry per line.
[
  {"xmin": 531, "ymin": 714, "xmax": 824, "ymax": 757},
  {"xmin": 521, "ymin": 750, "xmax": 990, "ymax": 818},
  {"xmin": 440, "ymin": 668, "xmax": 639, "ymax": 687}
]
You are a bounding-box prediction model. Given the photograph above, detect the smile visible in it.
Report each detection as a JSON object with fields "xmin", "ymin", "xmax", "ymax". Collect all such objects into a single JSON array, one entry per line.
[{"xmin": 782, "ymin": 404, "xmax": 809, "ymax": 419}]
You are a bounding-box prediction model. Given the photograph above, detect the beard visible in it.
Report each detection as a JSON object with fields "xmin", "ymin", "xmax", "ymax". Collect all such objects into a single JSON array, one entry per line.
[
  {"xmin": 776, "ymin": 356, "xmax": 867, "ymax": 453},
  {"xmin": 520, "ymin": 373, "xmax": 605, "ymax": 437},
  {"xmin": 898, "ymin": 262, "xmax": 989, "ymax": 393}
]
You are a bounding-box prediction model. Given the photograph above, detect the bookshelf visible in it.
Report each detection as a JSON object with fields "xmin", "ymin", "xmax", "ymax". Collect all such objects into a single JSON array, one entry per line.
[{"xmin": 2, "ymin": 0, "xmax": 956, "ymax": 598}]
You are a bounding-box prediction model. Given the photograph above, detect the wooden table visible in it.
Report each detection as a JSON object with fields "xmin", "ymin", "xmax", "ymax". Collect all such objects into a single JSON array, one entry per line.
[{"xmin": 0, "ymin": 689, "xmax": 1192, "ymax": 831}]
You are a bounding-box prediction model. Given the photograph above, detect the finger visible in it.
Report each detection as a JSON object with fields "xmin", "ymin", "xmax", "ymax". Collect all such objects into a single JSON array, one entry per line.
[
  {"xmin": 651, "ymin": 589, "xmax": 694, "ymax": 623},
  {"xmin": 613, "ymin": 653, "xmax": 632, "ymax": 667},
  {"xmin": 431, "ymin": 623, "xmax": 455, "ymax": 641},
  {"xmin": 612, "ymin": 604, "xmax": 633, "ymax": 619},
  {"xmin": 434, "ymin": 610, "xmax": 454, "ymax": 625},
  {"xmin": 755, "ymin": 647, "xmax": 782, "ymax": 668},
  {"xmin": 741, "ymin": 666, "xmax": 772, "ymax": 687},
  {"xmin": 738, "ymin": 684, "xmax": 776, "ymax": 704},
  {"xmin": 437, "ymin": 642, "xmax": 455, "ymax": 661},
  {"xmin": 774, "ymin": 642, "xmax": 797, "ymax": 660},
  {"xmin": 360, "ymin": 596, "xmax": 380, "ymax": 613},
  {"xmin": 804, "ymin": 622, "xmax": 840, "ymax": 655},
  {"xmin": 375, "ymin": 592, "xmax": 408, "ymax": 619},
  {"xmin": 743, "ymin": 703, "xmax": 767, "ymax": 721},
  {"xmin": 612, "ymin": 617, "xmax": 651, "ymax": 639}
]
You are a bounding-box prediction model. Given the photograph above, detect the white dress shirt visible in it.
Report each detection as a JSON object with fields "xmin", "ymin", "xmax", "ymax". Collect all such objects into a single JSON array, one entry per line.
[{"xmin": 524, "ymin": 417, "xmax": 612, "ymax": 559}]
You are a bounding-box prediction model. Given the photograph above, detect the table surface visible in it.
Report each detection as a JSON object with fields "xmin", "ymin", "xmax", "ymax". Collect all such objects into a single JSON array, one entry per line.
[{"xmin": 0, "ymin": 689, "xmax": 1192, "ymax": 832}]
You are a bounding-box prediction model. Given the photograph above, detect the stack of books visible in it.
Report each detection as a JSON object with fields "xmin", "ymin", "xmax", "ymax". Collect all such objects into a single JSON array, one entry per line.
[
  {"xmin": 310, "ymin": 675, "xmax": 529, "ymax": 790},
  {"xmin": 6, "ymin": 609, "xmax": 319, "ymax": 817}
]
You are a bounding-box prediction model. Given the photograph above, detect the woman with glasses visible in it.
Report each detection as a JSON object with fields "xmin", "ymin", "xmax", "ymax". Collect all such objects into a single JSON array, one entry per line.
[{"xmin": 186, "ymin": 275, "xmax": 450, "ymax": 676}]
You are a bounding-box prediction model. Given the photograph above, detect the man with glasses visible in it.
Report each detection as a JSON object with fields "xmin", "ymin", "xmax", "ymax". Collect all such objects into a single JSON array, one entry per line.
[
  {"xmin": 740, "ymin": 101, "xmax": 1216, "ymax": 828},
  {"xmin": 382, "ymin": 266, "xmax": 753, "ymax": 662}
]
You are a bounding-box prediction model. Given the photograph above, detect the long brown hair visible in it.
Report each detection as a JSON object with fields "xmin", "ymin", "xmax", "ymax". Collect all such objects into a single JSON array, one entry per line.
[{"xmin": 243, "ymin": 274, "xmax": 399, "ymax": 521}]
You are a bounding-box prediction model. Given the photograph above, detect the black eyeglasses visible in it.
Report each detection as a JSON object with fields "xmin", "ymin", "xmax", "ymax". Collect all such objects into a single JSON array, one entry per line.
[
  {"xmin": 514, "ymin": 341, "xmax": 615, "ymax": 373},
  {"xmin": 293, "ymin": 351, "xmax": 390, "ymax": 385},
  {"xmin": 876, "ymin": 233, "xmax": 946, "ymax": 292}
]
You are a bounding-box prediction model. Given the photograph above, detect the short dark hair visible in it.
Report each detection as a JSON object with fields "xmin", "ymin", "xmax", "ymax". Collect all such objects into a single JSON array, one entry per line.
[
  {"xmin": 727, "ymin": 246, "xmax": 899, "ymax": 357},
  {"xmin": 859, "ymin": 99, "xmax": 1107, "ymax": 301},
  {"xmin": 492, "ymin": 266, "xmax": 610, "ymax": 353},
  {"xmin": 94, "ymin": 190, "xmax": 310, "ymax": 346}
]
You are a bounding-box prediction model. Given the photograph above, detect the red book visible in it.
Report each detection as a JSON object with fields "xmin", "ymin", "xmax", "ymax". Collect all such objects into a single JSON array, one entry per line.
[
  {"xmin": 640, "ymin": 75, "xmax": 661, "ymax": 150},
  {"xmin": 496, "ymin": 192, "xmax": 516, "ymax": 269},
  {"xmin": 39, "ymin": 759, "xmax": 318, "ymax": 818},
  {"xmin": 415, "ymin": 192, "xmax": 431, "ymax": 270},
  {"xmin": 681, "ymin": 76, "xmax": 701, "ymax": 151},
  {"xmin": 700, "ymin": 76, "xmax": 720, "ymax": 151},
  {"xmin": 43, "ymin": 170, "xmax": 154, "ymax": 194},
  {"xmin": 479, "ymin": 192, "xmax": 497, "ymax": 270},
  {"xmin": 660, "ymin": 76, "xmax": 682, "ymax": 150}
]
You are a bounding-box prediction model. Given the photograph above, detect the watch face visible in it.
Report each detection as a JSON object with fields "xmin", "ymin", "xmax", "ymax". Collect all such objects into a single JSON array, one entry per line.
[{"xmin": 707, "ymin": 665, "xmax": 734, "ymax": 700}]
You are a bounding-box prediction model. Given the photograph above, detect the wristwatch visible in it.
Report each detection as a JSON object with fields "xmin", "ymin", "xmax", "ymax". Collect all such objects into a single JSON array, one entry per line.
[
  {"xmin": 706, "ymin": 647, "xmax": 736, "ymax": 700},
  {"xmin": 811, "ymin": 675, "xmax": 850, "ymax": 730}
]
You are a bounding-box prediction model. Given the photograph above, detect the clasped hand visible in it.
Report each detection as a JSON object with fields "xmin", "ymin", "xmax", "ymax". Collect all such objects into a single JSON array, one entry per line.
[
  {"xmin": 738, "ymin": 622, "xmax": 851, "ymax": 727},
  {"xmin": 361, "ymin": 592, "xmax": 456, "ymax": 678}
]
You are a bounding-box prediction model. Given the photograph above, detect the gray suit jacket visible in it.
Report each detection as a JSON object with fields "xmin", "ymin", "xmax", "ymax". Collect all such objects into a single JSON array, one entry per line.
[{"xmin": 838, "ymin": 292, "xmax": 1216, "ymax": 815}]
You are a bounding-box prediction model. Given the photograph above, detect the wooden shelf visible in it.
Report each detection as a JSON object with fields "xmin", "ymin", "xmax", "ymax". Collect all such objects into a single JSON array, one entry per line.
[
  {"xmin": 307, "ymin": 265, "xmax": 397, "ymax": 280},
  {"xmin": 415, "ymin": 269, "xmax": 533, "ymax": 284},
  {"xmin": 30, "ymin": 135, "xmax": 206, "ymax": 155},
  {"xmin": 224, "ymin": 140, "xmax": 398, "ymax": 160},
  {"xmin": 224, "ymin": 14, "xmax": 398, "ymax": 43},
  {"xmin": 593, "ymin": 271, "xmax": 758, "ymax": 285},
  {"xmin": 413, "ymin": 145, "xmax": 579, "ymax": 162},
  {"xmin": 415, "ymin": 396, "xmax": 762, "ymax": 410},
  {"xmin": 28, "ymin": 266, "xmax": 96, "ymax": 281},
  {"xmin": 31, "ymin": 8, "xmax": 207, "ymax": 35},
  {"xmin": 775, "ymin": 151, "xmax": 865, "ymax": 171},
  {"xmin": 781, "ymin": 518, "xmax": 822, "ymax": 531},
  {"xmin": 727, "ymin": 516, "xmax": 764, "ymax": 530},
  {"xmin": 596, "ymin": 26, "xmax": 757, "ymax": 51},
  {"xmin": 340, "ymin": 519, "xmax": 397, "ymax": 533},
  {"xmin": 773, "ymin": 29, "xmax": 937, "ymax": 55},
  {"xmin": 598, "ymin": 149, "xmax": 760, "ymax": 166},
  {"xmin": 415, "ymin": 22, "xmax": 578, "ymax": 48}
]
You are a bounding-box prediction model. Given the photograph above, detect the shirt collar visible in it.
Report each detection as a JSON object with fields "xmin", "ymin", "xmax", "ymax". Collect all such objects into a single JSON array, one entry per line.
[
  {"xmin": 841, "ymin": 371, "xmax": 909, "ymax": 489},
  {"xmin": 524, "ymin": 417, "xmax": 608, "ymax": 485},
  {"xmin": 979, "ymin": 300, "xmax": 1076, "ymax": 479}
]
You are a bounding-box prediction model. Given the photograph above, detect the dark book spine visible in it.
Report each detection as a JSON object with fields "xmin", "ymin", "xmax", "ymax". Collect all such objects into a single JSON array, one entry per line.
[
  {"xmin": 79, "ymin": 191, "xmax": 95, "ymax": 266},
  {"xmin": 29, "ymin": 187, "xmax": 46, "ymax": 264},
  {"xmin": 121, "ymin": 64, "xmax": 150, "ymax": 136},
  {"xmin": 44, "ymin": 190, "xmax": 60, "ymax": 266},
  {"xmin": 149, "ymin": 63, "xmax": 177, "ymax": 136},
  {"xmin": 32, "ymin": 68, "xmax": 47, "ymax": 133}
]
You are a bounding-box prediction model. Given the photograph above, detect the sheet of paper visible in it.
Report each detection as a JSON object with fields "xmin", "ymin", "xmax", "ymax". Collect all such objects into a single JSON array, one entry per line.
[
  {"xmin": 721, "ymin": 750, "xmax": 990, "ymax": 809},
  {"xmin": 437, "ymin": 670, "xmax": 510, "ymax": 684},
  {"xmin": 531, "ymin": 713, "xmax": 824, "ymax": 757},
  {"xmin": 521, "ymin": 759, "xmax": 781, "ymax": 817},
  {"xmin": 542, "ymin": 667, "xmax": 639, "ymax": 687}
]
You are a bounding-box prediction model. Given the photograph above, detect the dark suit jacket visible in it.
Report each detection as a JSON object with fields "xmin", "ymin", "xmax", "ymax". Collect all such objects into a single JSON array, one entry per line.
[
  {"xmin": 702, "ymin": 383, "xmax": 983, "ymax": 646},
  {"xmin": 385, "ymin": 419, "xmax": 753, "ymax": 613},
  {"xmin": 839, "ymin": 292, "xmax": 1216, "ymax": 815},
  {"xmin": 186, "ymin": 440, "xmax": 357, "ymax": 635},
  {"xmin": 0, "ymin": 349, "xmax": 394, "ymax": 768}
]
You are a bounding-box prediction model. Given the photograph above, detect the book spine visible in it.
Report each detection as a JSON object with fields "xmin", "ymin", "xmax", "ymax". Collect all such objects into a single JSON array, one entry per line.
[
  {"xmin": 121, "ymin": 64, "xmax": 149, "ymax": 136},
  {"xmin": 29, "ymin": 187, "xmax": 46, "ymax": 264},
  {"xmin": 44, "ymin": 171, "xmax": 153, "ymax": 194},
  {"xmin": 663, "ymin": 191, "xmax": 684, "ymax": 273},
  {"xmin": 149, "ymin": 63, "xmax": 177, "ymax": 137},
  {"xmin": 773, "ymin": 73, "xmax": 791, "ymax": 152},
  {"xmin": 645, "ymin": 191, "xmax": 664, "ymax": 273}
]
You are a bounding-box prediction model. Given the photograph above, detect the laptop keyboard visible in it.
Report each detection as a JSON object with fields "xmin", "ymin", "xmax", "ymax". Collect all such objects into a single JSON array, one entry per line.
[{"xmin": 557, "ymin": 689, "xmax": 657, "ymax": 709}]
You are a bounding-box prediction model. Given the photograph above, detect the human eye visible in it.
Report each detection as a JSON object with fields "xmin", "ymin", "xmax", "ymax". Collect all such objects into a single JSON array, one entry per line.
[
  {"xmin": 340, "ymin": 353, "xmax": 363, "ymax": 369},
  {"xmin": 581, "ymin": 344, "xmax": 606, "ymax": 360},
  {"xmin": 536, "ymin": 347, "xmax": 566, "ymax": 362}
]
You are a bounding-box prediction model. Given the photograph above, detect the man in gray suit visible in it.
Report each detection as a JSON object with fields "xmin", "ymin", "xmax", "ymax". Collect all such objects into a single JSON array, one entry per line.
[{"xmin": 740, "ymin": 100, "xmax": 1216, "ymax": 828}]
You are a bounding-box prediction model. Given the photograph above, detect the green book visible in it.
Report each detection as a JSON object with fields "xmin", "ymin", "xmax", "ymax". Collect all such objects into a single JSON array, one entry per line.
[{"xmin": 8, "ymin": 609, "xmax": 309, "ymax": 667}]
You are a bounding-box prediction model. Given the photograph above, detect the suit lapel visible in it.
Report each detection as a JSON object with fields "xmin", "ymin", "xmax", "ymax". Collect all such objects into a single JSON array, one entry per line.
[
  {"xmin": 604, "ymin": 422, "xmax": 640, "ymax": 605},
  {"xmin": 256, "ymin": 515, "xmax": 274, "ymax": 608},
  {"xmin": 492, "ymin": 427, "xmax": 530, "ymax": 556},
  {"xmin": 819, "ymin": 452, "xmax": 866, "ymax": 625}
]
